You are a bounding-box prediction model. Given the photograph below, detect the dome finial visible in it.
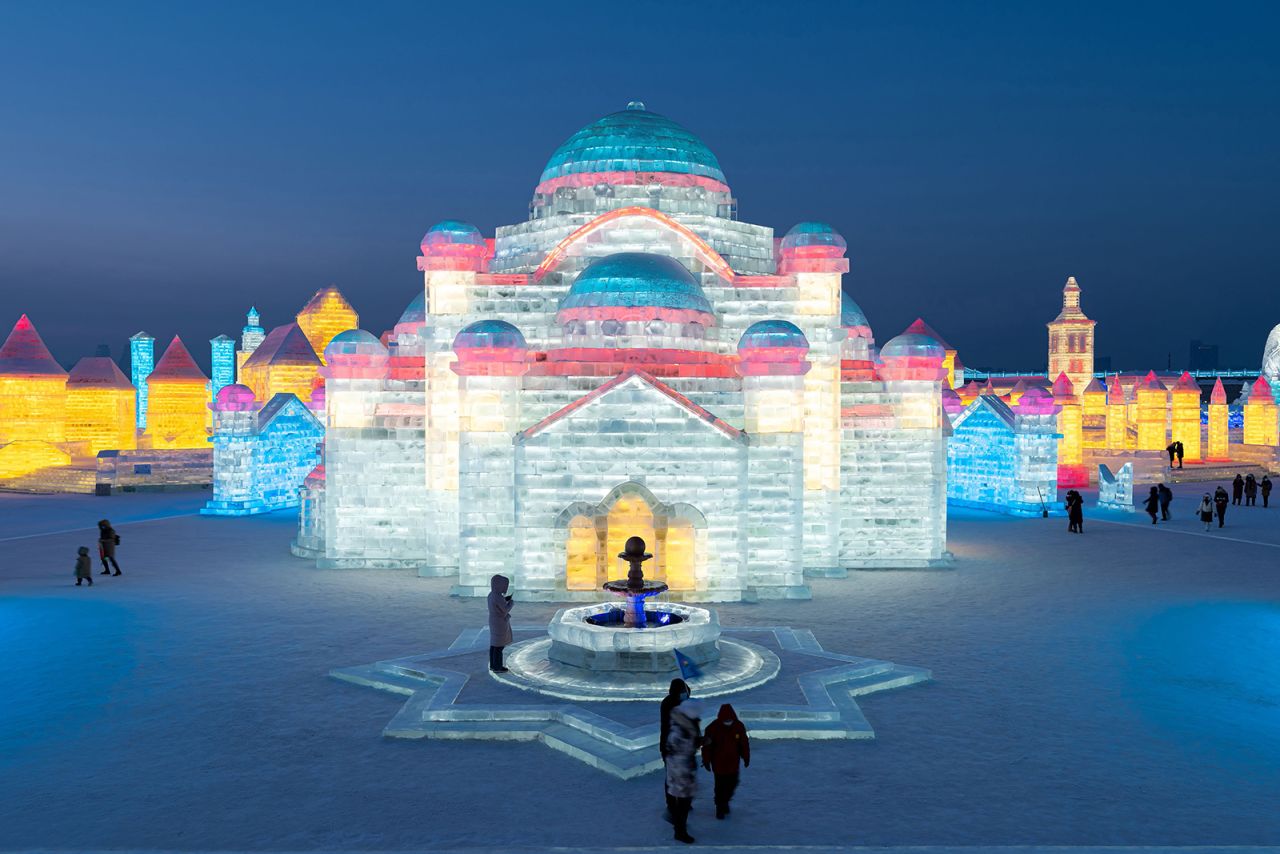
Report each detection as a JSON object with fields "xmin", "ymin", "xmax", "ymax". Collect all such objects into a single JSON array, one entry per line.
[{"xmin": 626, "ymin": 100, "xmax": 645, "ymax": 111}]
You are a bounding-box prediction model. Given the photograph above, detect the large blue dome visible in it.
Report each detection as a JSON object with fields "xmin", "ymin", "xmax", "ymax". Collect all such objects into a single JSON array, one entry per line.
[
  {"xmin": 540, "ymin": 102, "xmax": 726, "ymax": 186},
  {"xmin": 559, "ymin": 253, "xmax": 713, "ymax": 317}
]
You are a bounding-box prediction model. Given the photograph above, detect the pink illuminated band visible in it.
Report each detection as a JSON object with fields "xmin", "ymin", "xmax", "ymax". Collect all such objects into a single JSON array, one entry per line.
[
  {"xmin": 556, "ymin": 305, "xmax": 716, "ymax": 326},
  {"xmin": 533, "ymin": 172, "xmax": 731, "ymax": 197}
]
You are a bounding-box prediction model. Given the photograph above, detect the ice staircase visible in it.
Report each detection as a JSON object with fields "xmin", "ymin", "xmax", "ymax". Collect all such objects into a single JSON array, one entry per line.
[{"xmin": 0, "ymin": 462, "xmax": 97, "ymax": 494}]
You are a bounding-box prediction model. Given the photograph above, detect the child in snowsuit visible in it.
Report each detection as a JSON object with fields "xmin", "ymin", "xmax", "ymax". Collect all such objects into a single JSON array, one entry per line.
[
  {"xmin": 74, "ymin": 546, "xmax": 93, "ymax": 586},
  {"xmin": 701, "ymin": 703, "xmax": 750, "ymax": 820}
]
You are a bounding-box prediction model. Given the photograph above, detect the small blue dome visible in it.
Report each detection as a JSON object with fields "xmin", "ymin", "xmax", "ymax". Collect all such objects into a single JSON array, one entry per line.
[
  {"xmin": 421, "ymin": 220, "xmax": 486, "ymax": 253},
  {"xmin": 398, "ymin": 291, "xmax": 426, "ymax": 326},
  {"xmin": 540, "ymin": 104, "xmax": 726, "ymax": 185},
  {"xmin": 782, "ymin": 221, "xmax": 847, "ymax": 253},
  {"xmin": 324, "ymin": 329, "xmax": 388, "ymax": 366},
  {"xmin": 840, "ymin": 294, "xmax": 870, "ymax": 330},
  {"xmin": 560, "ymin": 253, "xmax": 713, "ymax": 316},
  {"xmin": 453, "ymin": 320, "xmax": 527, "ymax": 350},
  {"xmin": 879, "ymin": 332, "xmax": 944, "ymax": 361},
  {"xmin": 738, "ymin": 320, "xmax": 809, "ymax": 352}
]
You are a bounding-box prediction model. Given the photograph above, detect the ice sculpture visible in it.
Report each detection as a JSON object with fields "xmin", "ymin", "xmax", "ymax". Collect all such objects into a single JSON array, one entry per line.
[
  {"xmin": 66, "ymin": 355, "xmax": 136, "ymax": 455},
  {"xmin": 0, "ymin": 315, "xmax": 69, "ymax": 478},
  {"xmin": 1263, "ymin": 323, "xmax": 1280, "ymax": 389},
  {"xmin": 145, "ymin": 336, "xmax": 210, "ymax": 449},
  {"xmin": 129, "ymin": 331, "xmax": 154, "ymax": 429},
  {"xmin": 1207, "ymin": 378, "xmax": 1229, "ymax": 460},
  {"xmin": 1047, "ymin": 276, "xmax": 1095, "ymax": 395},
  {"xmin": 1097, "ymin": 463, "xmax": 1136, "ymax": 512},
  {"xmin": 296, "ymin": 286, "xmax": 358, "ymax": 363},
  {"xmin": 297, "ymin": 102, "xmax": 952, "ymax": 596}
]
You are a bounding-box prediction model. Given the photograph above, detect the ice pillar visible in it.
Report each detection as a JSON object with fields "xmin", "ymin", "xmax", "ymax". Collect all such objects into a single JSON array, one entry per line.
[
  {"xmin": 1169, "ymin": 372, "xmax": 1202, "ymax": 462},
  {"xmin": 1207, "ymin": 378, "xmax": 1229, "ymax": 461},
  {"xmin": 129, "ymin": 331, "xmax": 154, "ymax": 429}
]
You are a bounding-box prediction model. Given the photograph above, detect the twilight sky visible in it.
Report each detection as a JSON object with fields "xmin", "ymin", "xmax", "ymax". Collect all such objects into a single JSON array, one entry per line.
[{"xmin": 2, "ymin": 0, "xmax": 1277, "ymax": 372}]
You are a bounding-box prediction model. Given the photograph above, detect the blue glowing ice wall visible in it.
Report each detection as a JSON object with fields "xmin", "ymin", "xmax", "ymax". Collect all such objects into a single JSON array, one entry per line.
[
  {"xmin": 946, "ymin": 393, "xmax": 1063, "ymax": 517},
  {"xmin": 128, "ymin": 331, "xmax": 155, "ymax": 429},
  {"xmin": 202, "ymin": 387, "xmax": 324, "ymax": 516},
  {"xmin": 210, "ymin": 334, "xmax": 235, "ymax": 399}
]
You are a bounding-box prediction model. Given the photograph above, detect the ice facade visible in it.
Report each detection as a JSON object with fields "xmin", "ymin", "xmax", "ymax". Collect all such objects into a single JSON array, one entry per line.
[
  {"xmin": 1097, "ymin": 462, "xmax": 1135, "ymax": 511},
  {"xmin": 129, "ymin": 331, "xmax": 154, "ymax": 429},
  {"xmin": 0, "ymin": 315, "xmax": 70, "ymax": 477},
  {"xmin": 145, "ymin": 336, "xmax": 210, "ymax": 450},
  {"xmin": 946, "ymin": 390, "xmax": 1062, "ymax": 517},
  {"xmin": 203, "ymin": 385, "xmax": 324, "ymax": 516},
  {"xmin": 295, "ymin": 102, "xmax": 950, "ymax": 599},
  {"xmin": 66, "ymin": 355, "xmax": 136, "ymax": 455}
]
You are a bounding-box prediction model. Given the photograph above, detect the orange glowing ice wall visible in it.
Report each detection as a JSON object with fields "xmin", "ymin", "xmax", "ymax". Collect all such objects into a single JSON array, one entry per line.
[
  {"xmin": 1169, "ymin": 372, "xmax": 1201, "ymax": 462},
  {"xmin": 66, "ymin": 355, "xmax": 136, "ymax": 455},
  {"xmin": 146, "ymin": 336, "xmax": 211, "ymax": 449},
  {"xmin": 1243, "ymin": 376, "xmax": 1279, "ymax": 446},
  {"xmin": 296, "ymin": 287, "xmax": 358, "ymax": 365},
  {"xmin": 1207, "ymin": 377, "xmax": 1229, "ymax": 460},
  {"xmin": 1105, "ymin": 375, "xmax": 1128, "ymax": 450},
  {"xmin": 1052, "ymin": 372, "xmax": 1086, "ymax": 487},
  {"xmin": 0, "ymin": 314, "xmax": 69, "ymax": 477},
  {"xmin": 1136, "ymin": 372, "xmax": 1168, "ymax": 450},
  {"xmin": 1080, "ymin": 377, "xmax": 1107, "ymax": 449},
  {"xmin": 238, "ymin": 323, "xmax": 322, "ymax": 402}
]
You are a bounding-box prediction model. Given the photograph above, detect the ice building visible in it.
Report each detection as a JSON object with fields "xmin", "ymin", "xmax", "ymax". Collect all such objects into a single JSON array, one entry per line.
[
  {"xmin": 203, "ymin": 385, "xmax": 324, "ymax": 516},
  {"xmin": 296, "ymin": 286, "xmax": 358, "ymax": 364},
  {"xmin": 0, "ymin": 315, "xmax": 69, "ymax": 478},
  {"xmin": 237, "ymin": 323, "xmax": 322, "ymax": 402},
  {"xmin": 1046, "ymin": 276, "xmax": 1095, "ymax": 394},
  {"xmin": 145, "ymin": 336, "xmax": 210, "ymax": 450},
  {"xmin": 946, "ymin": 389, "xmax": 1062, "ymax": 517},
  {"xmin": 210, "ymin": 334, "xmax": 235, "ymax": 398},
  {"xmin": 236, "ymin": 308, "xmax": 266, "ymax": 374},
  {"xmin": 66, "ymin": 354, "xmax": 137, "ymax": 455},
  {"xmin": 129, "ymin": 332, "xmax": 155, "ymax": 429},
  {"xmin": 295, "ymin": 101, "xmax": 950, "ymax": 599}
]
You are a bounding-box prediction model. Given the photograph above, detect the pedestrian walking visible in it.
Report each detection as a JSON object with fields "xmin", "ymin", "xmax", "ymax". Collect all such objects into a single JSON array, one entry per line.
[
  {"xmin": 74, "ymin": 546, "xmax": 93, "ymax": 586},
  {"xmin": 1143, "ymin": 487, "xmax": 1160, "ymax": 525},
  {"xmin": 1214, "ymin": 486, "xmax": 1229, "ymax": 528},
  {"xmin": 1197, "ymin": 495, "xmax": 1214, "ymax": 531},
  {"xmin": 1232, "ymin": 474, "xmax": 1244, "ymax": 506},
  {"xmin": 701, "ymin": 703, "xmax": 750, "ymax": 820},
  {"xmin": 660, "ymin": 678, "xmax": 691, "ymax": 818},
  {"xmin": 1175, "ymin": 441, "xmax": 1185, "ymax": 469},
  {"xmin": 97, "ymin": 519, "xmax": 121, "ymax": 575},
  {"xmin": 1263, "ymin": 475, "xmax": 1273, "ymax": 508},
  {"xmin": 487, "ymin": 574, "xmax": 513, "ymax": 673},
  {"xmin": 1245, "ymin": 474, "xmax": 1258, "ymax": 507},
  {"xmin": 665, "ymin": 701, "xmax": 703, "ymax": 844},
  {"xmin": 1157, "ymin": 483, "xmax": 1173, "ymax": 521}
]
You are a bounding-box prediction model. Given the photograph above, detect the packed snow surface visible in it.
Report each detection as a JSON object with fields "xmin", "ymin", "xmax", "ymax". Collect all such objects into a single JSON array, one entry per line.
[{"xmin": 3, "ymin": 484, "xmax": 1280, "ymax": 850}]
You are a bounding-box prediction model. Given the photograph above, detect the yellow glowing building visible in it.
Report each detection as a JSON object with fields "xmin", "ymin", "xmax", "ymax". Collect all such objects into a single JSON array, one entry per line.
[
  {"xmin": 1135, "ymin": 372, "xmax": 1168, "ymax": 451},
  {"xmin": 0, "ymin": 315, "xmax": 69, "ymax": 477},
  {"xmin": 1105, "ymin": 375, "xmax": 1128, "ymax": 450},
  {"xmin": 1207, "ymin": 378, "xmax": 1229, "ymax": 460},
  {"xmin": 1047, "ymin": 276, "xmax": 1096, "ymax": 395},
  {"xmin": 1243, "ymin": 376, "xmax": 1278, "ymax": 446},
  {"xmin": 1052, "ymin": 372, "xmax": 1087, "ymax": 486},
  {"xmin": 66, "ymin": 355, "xmax": 137, "ymax": 455},
  {"xmin": 146, "ymin": 336, "xmax": 211, "ymax": 449},
  {"xmin": 238, "ymin": 323, "xmax": 322, "ymax": 401},
  {"xmin": 1169, "ymin": 372, "xmax": 1201, "ymax": 463},
  {"xmin": 296, "ymin": 286, "xmax": 358, "ymax": 364}
]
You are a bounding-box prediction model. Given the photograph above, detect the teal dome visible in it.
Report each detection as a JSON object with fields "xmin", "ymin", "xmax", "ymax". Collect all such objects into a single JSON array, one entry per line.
[
  {"xmin": 540, "ymin": 102, "xmax": 726, "ymax": 186},
  {"xmin": 738, "ymin": 320, "xmax": 809, "ymax": 352},
  {"xmin": 453, "ymin": 320, "xmax": 527, "ymax": 351},
  {"xmin": 560, "ymin": 253, "xmax": 713, "ymax": 317}
]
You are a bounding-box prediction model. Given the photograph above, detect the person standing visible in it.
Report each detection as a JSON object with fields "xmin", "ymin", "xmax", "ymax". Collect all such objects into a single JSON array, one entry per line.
[
  {"xmin": 1143, "ymin": 487, "xmax": 1160, "ymax": 525},
  {"xmin": 660, "ymin": 678, "xmax": 691, "ymax": 819},
  {"xmin": 1064, "ymin": 490, "xmax": 1082, "ymax": 533},
  {"xmin": 1165, "ymin": 442, "xmax": 1177, "ymax": 468},
  {"xmin": 1245, "ymin": 474, "xmax": 1258, "ymax": 507},
  {"xmin": 487, "ymin": 574, "xmax": 513, "ymax": 673},
  {"xmin": 1232, "ymin": 474, "xmax": 1244, "ymax": 506},
  {"xmin": 1263, "ymin": 475, "xmax": 1273, "ymax": 508},
  {"xmin": 1197, "ymin": 494, "xmax": 1214, "ymax": 531},
  {"xmin": 665, "ymin": 701, "xmax": 703, "ymax": 844},
  {"xmin": 701, "ymin": 703, "xmax": 750, "ymax": 820},
  {"xmin": 1175, "ymin": 441, "xmax": 1185, "ymax": 469},
  {"xmin": 1214, "ymin": 486, "xmax": 1230, "ymax": 528},
  {"xmin": 97, "ymin": 519, "xmax": 121, "ymax": 576},
  {"xmin": 1157, "ymin": 483, "xmax": 1173, "ymax": 521},
  {"xmin": 74, "ymin": 546, "xmax": 93, "ymax": 586}
]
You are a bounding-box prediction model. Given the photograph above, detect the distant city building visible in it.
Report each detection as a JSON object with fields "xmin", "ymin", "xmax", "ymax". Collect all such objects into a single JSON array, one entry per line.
[{"xmin": 1188, "ymin": 339, "xmax": 1219, "ymax": 371}]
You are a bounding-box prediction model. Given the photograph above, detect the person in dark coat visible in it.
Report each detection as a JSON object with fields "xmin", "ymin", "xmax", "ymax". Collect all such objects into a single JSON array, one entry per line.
[
  {"xmin": 1197, "ymin": 494, "xmax": 1214, "ymax": 531},
  {"xmin": 1166, "ymin": 442, "xmax": 1177, "ymax": 467},
  {"xmin": 660, "ymin": 678, "xmax": 691, "ymax": 818},
  {"xmin": 97, "ymin": 519, "xmax": 121, "ymax": 575},
  {"xmin": 701, "ymin": 703, "xmax": 750, "ymax": 819},
  {"xmin": 1143, "ymin": 487, "xmax": 1160, "ymax": 525},
  {"xmin": 1065, "ymin": 490, "xmax": 1084, "ymax": 533},
  {"xmin": 1244, "ymin": 474, "xmax": 1258, "ymax": 506},
  {"xmin": 1214, "ymin": 486, "xmax": 1230, "ymax": 528},
  {"xmin": 1263, "ymin": 475, "xmax": 1273, "ymax": 508},
  {"xmin": 74, "ymin": 546, "xmax": 93, "ymax": 586},
  {"xmin": 1157, "ymin": 483, "xmax": 1173, "ymax": 521},
  {"xmin": 486, "ymin": 574, "xmax": 513, "ymax": 673},
  {"xmin": 1232, "ymin": 474, "xmax": 1244, "ymax": 505},
  {"xmin": 665, "ymin": 701, "xmax": 703, "ymax": 844},
  {"xmin": 1175, "ymin": 441, "xmax": 1185, "ymax": 469}
]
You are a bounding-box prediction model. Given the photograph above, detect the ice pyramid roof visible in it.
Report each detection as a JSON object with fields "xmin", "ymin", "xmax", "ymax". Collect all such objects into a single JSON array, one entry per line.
[
  {"xmin": 67, "ymin": 356, "xmax": 133, "ymax": 389},
  {"xmin": 1139, "ymin": 370, "xmax": 1166, "ymax": 391},
  {"xmin": 1082, "ymin": 377, "xmax": 1107, "ymax": 395},
  {"xmin": 1171, "ymin": 372, "xmax": 1200, "ymax": 394},
  {"xmin": 241, "ymin": 323, "xmax": 321, "ymax": 370},
  {"xmin": 0, "ymin": 314, "xmax": 66, "ymax": 378},
  {"xmin": 150, "ymin": 336, "xmax": 208, "ymax": 382},
  {"xmin": 904, "ymin": 317, "xmax": 952, "ymax": 351},
  {"xmin": 1051, "ymin": 372, "xmax": 1075, "ymax": 398},
  {"xmin": 298, "ymin": 285, "xmax": 355, "ymax": 317},
  {"xmin": 1211, "ymin": 377, "xmax": 1227, "ymax": 405}
]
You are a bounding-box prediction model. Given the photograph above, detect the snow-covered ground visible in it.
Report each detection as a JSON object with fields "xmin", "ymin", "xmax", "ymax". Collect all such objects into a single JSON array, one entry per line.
[{"xmin": 3, "ymin": 483, "xmax": 1280, "ymax": 851}]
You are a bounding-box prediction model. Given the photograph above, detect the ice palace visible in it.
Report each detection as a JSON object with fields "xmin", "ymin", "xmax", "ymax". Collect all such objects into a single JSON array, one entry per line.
[{"xmin": 291, "ymin": 101, "xmax": 950, "ymax": 598}]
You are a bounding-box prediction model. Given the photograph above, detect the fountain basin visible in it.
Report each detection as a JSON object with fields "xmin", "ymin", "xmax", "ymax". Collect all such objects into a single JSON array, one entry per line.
[{"xmin": 547, "ymin": 602, "xmax": 721, "ymax": 673}]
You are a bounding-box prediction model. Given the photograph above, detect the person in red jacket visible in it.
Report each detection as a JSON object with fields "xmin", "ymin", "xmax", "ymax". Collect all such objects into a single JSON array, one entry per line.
[{"xmin": 701, "ymin": 703, "xmax": 750, "ymax": 819}]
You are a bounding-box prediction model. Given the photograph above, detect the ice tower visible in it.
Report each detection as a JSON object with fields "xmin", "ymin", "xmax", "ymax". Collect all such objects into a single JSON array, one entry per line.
[
  {"xmin": 0, "ymin": 315, "xmax": 69, "ymax": 477},
  {"xmin": 146, "ymin": 336, "xmax": 210, "ymax": 449},
  {"xmin": 1047, "ymin": 276, "xmax": 1095, "ymax": 394},
  {"xmin": 129, "ymin": 331, "xmax": 155, "ymax": 429}
]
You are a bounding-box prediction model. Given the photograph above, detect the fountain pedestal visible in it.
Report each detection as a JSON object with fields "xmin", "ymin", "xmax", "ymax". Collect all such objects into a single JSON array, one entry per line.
[{"xmin": 547, "ymin": 601, "xmax": 721, "ymax": 673}]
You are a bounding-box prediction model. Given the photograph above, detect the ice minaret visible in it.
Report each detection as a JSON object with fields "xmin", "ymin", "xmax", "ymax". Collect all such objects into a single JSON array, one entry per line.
[
  {"xmin": 1047, "ymin": 276, "xmax": 1096, "ymax": 395},
  {"xmin": 210, "ymin": 334, "xmax": 235, "ymax": 399},
  {"xmin": 236, "ymin": 307, "xmax": 265, "ymax": 376},
  {"xmin": 129, "ymin": 331, "xmax": 154, "ymax": 429}
]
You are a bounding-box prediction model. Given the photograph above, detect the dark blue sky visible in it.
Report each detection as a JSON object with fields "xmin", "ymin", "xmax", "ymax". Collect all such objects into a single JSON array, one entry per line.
[{"xmin": 2, "ymin": 1, "xmax": 1277, "ymax": 372}]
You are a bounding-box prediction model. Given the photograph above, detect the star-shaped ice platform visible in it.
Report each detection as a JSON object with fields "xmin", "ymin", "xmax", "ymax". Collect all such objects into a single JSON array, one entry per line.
[{"xmin": 331, "ymin": 625, "xmax": 929, "ymax": 779}]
